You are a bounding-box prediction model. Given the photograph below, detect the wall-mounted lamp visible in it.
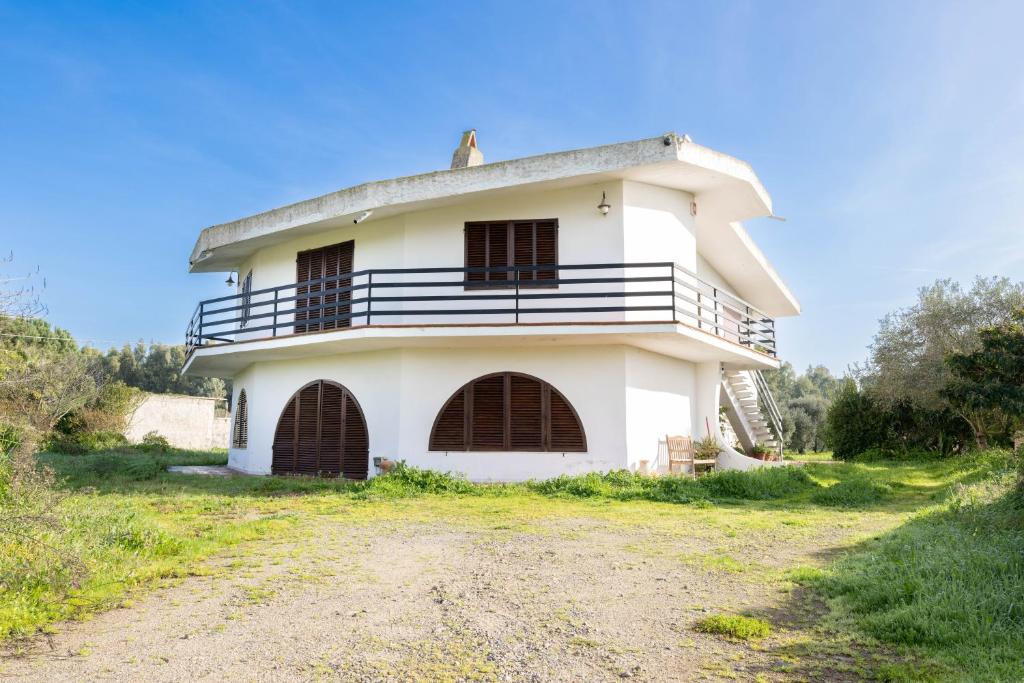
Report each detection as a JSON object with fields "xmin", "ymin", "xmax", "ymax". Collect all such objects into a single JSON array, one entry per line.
[
  {"xmin": 597, "ymin": 192, "xmax": 611, "ymax": 216},
  {"xmin": 225, "ymin": 272, "xmax": 236, "ymax": 287}
]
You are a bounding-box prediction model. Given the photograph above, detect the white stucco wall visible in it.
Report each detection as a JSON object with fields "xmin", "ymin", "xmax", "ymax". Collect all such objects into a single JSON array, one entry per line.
[
  {"xmin": 126, "ymin": 393, "xmax": 229, "ymax": 451},
  {"xmin": 623, "ymin": 347, "xmax": 696, "ymax": 472},
  {"xmin": 224, "ymin": 344, "xmax": 726, "ymax": 482},
  {"xmin": 217, "ymin": 179, "xmax": 723, "ymax": 339}
]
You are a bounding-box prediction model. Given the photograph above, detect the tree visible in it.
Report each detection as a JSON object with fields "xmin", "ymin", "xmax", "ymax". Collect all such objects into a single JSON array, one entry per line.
[
  {"xmin": 92, "ymin": 342, "xmax": 226, "ymax": 399},
  {"xmin": 943, "ymin": 310, "xmax": 1024, "ymax": 447},
  {"xmin": 761, "ymin": 362, "xmax": 840, "ymax": 452},
  {"xmin": 860, "ymin": 277, "xmax": 1024, "ymax": 448}
]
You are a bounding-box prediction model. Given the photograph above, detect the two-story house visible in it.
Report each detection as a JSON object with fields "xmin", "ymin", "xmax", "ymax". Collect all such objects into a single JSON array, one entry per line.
[{"xmin": 182, "ymin": 132, "xmax": 800, "ymax": 480}]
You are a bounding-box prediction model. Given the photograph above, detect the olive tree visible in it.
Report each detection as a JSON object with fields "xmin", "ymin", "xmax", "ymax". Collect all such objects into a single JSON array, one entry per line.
[{"xmin": 860, "ymin": 277, "xmax": 1024, "ymax": 448}]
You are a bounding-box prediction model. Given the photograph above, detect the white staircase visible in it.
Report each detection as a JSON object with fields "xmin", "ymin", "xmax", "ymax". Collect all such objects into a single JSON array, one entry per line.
[{"xmin": 720, "ymin": 369, "xmax": 782, "ymax": 456}]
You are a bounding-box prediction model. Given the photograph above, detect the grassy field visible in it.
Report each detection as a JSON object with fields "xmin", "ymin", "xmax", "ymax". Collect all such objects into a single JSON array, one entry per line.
[{"xmin": 2, "ymin": 447, "xmax": 1021, "ymax": 681}]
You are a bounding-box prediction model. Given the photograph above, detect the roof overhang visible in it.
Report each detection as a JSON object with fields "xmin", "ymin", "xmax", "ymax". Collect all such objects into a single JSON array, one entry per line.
[{"xmin": 189, "ymin": 133, "xmax": 774, "ymax": 273}]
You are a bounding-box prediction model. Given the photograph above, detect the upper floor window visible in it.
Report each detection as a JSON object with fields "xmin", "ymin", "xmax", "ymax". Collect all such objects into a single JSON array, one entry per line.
[
  {"xmin": 232, "ymin": 389, "xmax": 248, "ymax": 449},
  {"xmin": 295, "ymin": 241, "xmax": 354, "ymax": 333},
  {"xmin": 239, "ymin": 270, "xmax": 253, "ymax": 328},
  {"xmin": 465, "ymin": 219, "xmax": 558, "ymax": 288}
]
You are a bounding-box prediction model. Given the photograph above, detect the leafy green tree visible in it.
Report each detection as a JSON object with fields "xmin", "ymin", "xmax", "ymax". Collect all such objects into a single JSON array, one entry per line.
[
  {"xmin": 943, "ymin": 310, "xmax": 1024, "ymax": 448},
  {"xmin": 860, "ymin": 277, "xmax": 1024, "ymax": 448}
]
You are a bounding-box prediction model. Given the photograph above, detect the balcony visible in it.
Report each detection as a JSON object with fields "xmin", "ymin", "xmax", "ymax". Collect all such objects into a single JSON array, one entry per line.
[{"xmin": 184, "ymin": 262, "xmax": 777, "ymax": 365}]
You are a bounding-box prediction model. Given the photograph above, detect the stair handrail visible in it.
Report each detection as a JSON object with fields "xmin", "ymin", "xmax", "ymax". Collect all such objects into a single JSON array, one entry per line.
[{"xmin": 751, "ymin": 370, "xmax": 785, "ymax": 459}]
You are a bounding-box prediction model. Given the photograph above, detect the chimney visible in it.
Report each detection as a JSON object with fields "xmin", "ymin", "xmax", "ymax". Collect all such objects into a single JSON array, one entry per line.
[{"xmin": 450, "ymin": 129, "xmax": 483, "ymax": 169}]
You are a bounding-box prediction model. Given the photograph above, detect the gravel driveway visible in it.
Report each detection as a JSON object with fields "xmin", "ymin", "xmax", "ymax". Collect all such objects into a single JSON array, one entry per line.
[{"xmin": 1, "ymin": 502, "xmax": 889, "ymax": 682}]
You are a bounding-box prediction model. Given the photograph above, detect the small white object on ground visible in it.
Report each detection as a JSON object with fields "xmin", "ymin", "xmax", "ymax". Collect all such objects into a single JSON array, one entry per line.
[{"xmin": 166, "ymin": 465, "xmax": 234, "ymax": 476}]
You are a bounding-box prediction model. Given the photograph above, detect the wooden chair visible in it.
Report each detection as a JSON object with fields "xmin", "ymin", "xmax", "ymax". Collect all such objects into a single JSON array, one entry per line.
[{"xmin": 666, "ymin": 435, "xmax": 717, "ymax": 477}]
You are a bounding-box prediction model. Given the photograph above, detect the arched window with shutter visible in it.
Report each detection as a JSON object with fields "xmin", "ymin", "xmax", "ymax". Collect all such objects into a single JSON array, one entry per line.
[
  {"xmin": 429, "ymin": 372, "xmax": 586, "ymax": 452},
  {"xmin": 232, "ymin": 389, "xmax": 248, "ymax": 449},
  {"xmin": 271, "ymin": 380, "xmax": 369, "ymax": 479}
]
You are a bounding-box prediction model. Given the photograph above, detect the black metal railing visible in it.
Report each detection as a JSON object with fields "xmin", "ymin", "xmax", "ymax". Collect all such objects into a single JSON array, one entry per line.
[{"xmin": 185, "ymin": 262, "xmax": 776, "ymax": 356}]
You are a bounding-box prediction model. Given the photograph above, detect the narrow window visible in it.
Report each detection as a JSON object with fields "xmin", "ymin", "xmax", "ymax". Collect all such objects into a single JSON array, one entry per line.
[
  {"xmin": 239, "ymin": 271, "xmax": 253, "ymax": 328},
  {"xmin": 465, "ymin": 220, "xmax": 558, "ymax": 288},
  {"xmin": 232, "ymin": 389, "xmax": 248, "ymax": 449},
  {"xmin": 429, "ymin": 372, "xmax": 586, "ymax": 452}
]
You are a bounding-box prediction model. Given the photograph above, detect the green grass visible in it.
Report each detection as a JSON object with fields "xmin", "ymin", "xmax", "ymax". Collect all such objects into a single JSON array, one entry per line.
[
  {"xmin": 694, "ymin": 614, "xmax": 772, "ymax": 640},
  {"xmin": 785, "ymin": 450, "xmax": 835, "ymax": 463},
  {"xmin": 4, "ymin": 446, "xmax": 1022, "ymax": 683},
  {"xmin": 806, "ymin": 460, "xmax": 1024, "ymax": 682}
]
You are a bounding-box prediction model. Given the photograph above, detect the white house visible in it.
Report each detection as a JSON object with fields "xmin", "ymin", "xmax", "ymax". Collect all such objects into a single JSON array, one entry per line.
[{"xmin": 182, "ymin": 132, "xmax": 800, "ymax": 480}]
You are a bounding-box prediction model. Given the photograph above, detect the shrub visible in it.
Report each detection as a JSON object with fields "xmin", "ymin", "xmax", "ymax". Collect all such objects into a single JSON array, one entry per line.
[
  {"xmin": 694, "ymin": 436, "xmax": 721, "ymax": 460},
  {"xmin": 357, "ymin": 461, "xmax": 476, "ymax": 497},
  {"xmin": 811, "ymin": 478, "xmax": 891, "ymax": 507},
  {"xmin": 826, "ymin": 381, "xmax": 891, "ymax": 460},
  {"xmin": 46, "ymin": 430, "xmax": 129, "ymax": 455},
  {"xmin": 694, "ymin": 614, "xmax": 772, "ymax": 641},
  {"xmin": 138, "ymin": 431, "xmax": 171, "ymax": 453},
  {"xmin": 699, "ymin": 466, "xmax": 815, "ymax": 500}
]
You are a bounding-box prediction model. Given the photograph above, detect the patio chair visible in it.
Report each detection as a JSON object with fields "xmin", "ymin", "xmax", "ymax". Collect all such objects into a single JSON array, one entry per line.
[{"xmin": 666, "ymin": 435, "xmax": 717, "ymax": 477}]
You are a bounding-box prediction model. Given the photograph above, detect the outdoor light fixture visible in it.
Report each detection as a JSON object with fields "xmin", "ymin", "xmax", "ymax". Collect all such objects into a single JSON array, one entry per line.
[
  {"xmin": 597, "ymin": 192, "xmax": 611, "ymax": 216},
  {"xmin": 225, "ymin": 272, "xmax": 236, "ymax": 287}
]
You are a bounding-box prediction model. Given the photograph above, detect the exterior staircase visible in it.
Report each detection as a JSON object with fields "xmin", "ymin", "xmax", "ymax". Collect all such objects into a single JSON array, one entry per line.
[{"xmin": 720, "ymin": 368, "xmax": 783, "ymax": 458}]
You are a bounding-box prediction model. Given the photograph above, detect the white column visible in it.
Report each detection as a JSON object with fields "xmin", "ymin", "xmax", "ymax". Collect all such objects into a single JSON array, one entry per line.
[{"xmin": 694, "ymin": 360, "xmax": 723, "ymax": 442}]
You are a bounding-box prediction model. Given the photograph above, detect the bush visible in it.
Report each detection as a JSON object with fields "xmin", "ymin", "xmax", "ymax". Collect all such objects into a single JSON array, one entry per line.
[
  {"xmin": 138, "ymin": 431, "xmax": 171, "ymax": 453},
  {"xmin": 46, "ymin": 430, "xmax": 129, "ymax": 455},
  {"xmin": 826, "ymin": 381, "xmax": 892, "ymax": 460},
  {"xmin": 694, "ymin": 614, "xmax": 772, "ymax": 641},
  {"xmin": 356, "ymin": 461, "xmax": 476, "ymax": 497}
]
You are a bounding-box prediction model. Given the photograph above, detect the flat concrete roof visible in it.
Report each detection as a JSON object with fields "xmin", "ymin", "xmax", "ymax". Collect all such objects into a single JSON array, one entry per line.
[{"xmin": 188, "ymin": 133, "xmax": 773, "ymax": 273}]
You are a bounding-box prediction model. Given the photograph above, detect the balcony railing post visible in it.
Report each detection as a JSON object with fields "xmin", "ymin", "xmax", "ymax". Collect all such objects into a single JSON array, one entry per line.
[
  {"xmin": 714, "ymin": 287, "xmax": 720, "ymax": 336},
  {"xmin": 197, "ymin": 302, "xmax": 204, "ymax": 346},
  {"xmin": 272, "ymin": 289, "xmax": 279, "ymax": 337},
  {"xmin": 670, "ymin": 264, "xmax": 677, "ymax": 322},
  {"xmin": 366, "ymin": 271, "xmax": 373, "ymax": 325},
  {"xmin": 514, "ymin": 266, "xmax": 520, "ymax": 324}
]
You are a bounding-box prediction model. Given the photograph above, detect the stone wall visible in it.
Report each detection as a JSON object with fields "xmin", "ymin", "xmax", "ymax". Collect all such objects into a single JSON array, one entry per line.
[{"xmin": 125, "ymin": 393, "xmax": 229, "ymax": 450}]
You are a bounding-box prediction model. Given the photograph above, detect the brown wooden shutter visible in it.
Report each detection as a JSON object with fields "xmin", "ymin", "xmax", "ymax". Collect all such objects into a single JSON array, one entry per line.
[
  {"xmin": 465, "ymin": 220, "xmax": 558, "ymax": 288},
  {"xmin": 534, "ymin": 221, "xmax": 558, "ymax": 282},
  {"xmin": 469, "ymin": 375, "xmax": 505, "ymax": 450},
  {"xmin": 295, "ymin": 251, "xmax": 312, "ymax": 333},
  {"xmin": 318, "ymin": 383, "xmax": 344, "ymax": 476},
  {"xmin": 271, "ymin": 397, "xmax": 296, "ymax": 472},
  {"xmin": 295, "ymin": 241, "xmax": 354, "ymax": 333},
  {"xmin": 509, "ymin": 374, "xmax": 543, "ymax": 450},
  {"xmin": 270, "ymin": 380, "xmax": 369, "ymax": 479},
  {"xmin": 240, "ymin": 272, "xmax": 253, "ymax": 328},
  {"xmin": 294, "ymin": 383, "xmax": 321, "ymax": 474},
  {"xmin": 342, "ymin": 393, "xmax": 369, "ymax": 480},
  {"xmin": 430, "ymin": 389, "xmax": 466, "ymax": 450},
  {"xmin": 549, "ymin": 389, "xmax": 586, "ymax": 451},
  {"xmin": 487, "ymin": 223, "xmax": 509, "ymax": 283},
  {"xmin": 428, "ymin": 372, "xmax": 585, "ymax": 453},
  {"xmin": 465, "ymin": 224, "xmax": 486, "ymax": 284},
  {"xmin": 513, "ymin": 222, "xmax": 536, "ymax": 282},
  {"xmin": 232, "ymin": 390, "xmax": 248, "ymax": 449}
]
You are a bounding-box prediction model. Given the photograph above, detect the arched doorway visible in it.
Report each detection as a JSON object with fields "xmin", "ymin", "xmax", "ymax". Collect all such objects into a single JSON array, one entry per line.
[{"xmin": 271, "ymin": 380, "xmax": 369, "ymax": 479}]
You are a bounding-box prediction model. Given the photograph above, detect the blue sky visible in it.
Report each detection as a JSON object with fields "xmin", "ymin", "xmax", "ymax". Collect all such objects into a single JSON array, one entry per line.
[{"xmin": 1, "ymin": 0, "xmax": 1022, "ymax": 374}]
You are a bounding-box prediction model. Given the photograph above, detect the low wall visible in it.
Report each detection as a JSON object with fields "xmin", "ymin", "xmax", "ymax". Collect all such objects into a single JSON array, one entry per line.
[{"xmin": 125, "ymin": 393, "xmax": 229, "ymax": 450}]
